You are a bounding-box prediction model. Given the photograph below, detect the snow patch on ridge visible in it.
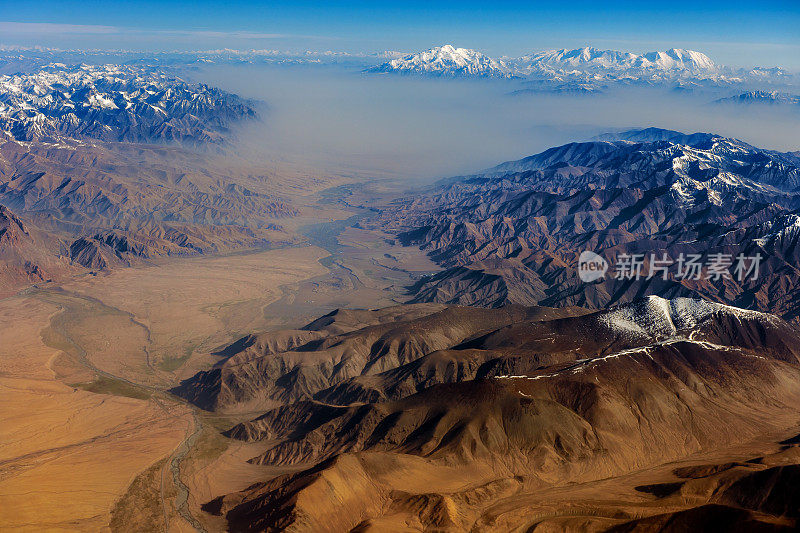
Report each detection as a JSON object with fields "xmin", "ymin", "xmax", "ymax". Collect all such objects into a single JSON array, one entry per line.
[{"xmin": 597, "ymin": 296, "xmax": 771, "ymax": 342}]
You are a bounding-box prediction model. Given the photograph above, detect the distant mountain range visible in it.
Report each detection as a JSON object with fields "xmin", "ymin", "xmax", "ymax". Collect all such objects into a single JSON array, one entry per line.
[
  {"xmin": 0, "ymin": 64, "xmax": 257, "ymax": 144},
  {"xmin": 373, "ymin": 127, "xmax": 800, "ymax": 320},
  {"xmin": 714, "ymin": 90, "xmax": 800, "ymax": 106},
  {"xmin": 368, "ymin": 45, "xmax": 723, "ymax": 79},
  {"xmin": 511, "ymin": 46, "xmax": 718, "ymax": 75},
  {"xmin": 366, "ymin": 44, "xmax": 796, "ymax": 90},
  {"xmin": 0, "ymin": 45, "xmax": 406, "ymax": 73}
]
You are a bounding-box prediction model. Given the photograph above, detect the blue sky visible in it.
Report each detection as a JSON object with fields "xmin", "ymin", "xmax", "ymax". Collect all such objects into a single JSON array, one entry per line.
[{"xmin": 2, "ymin": 1, "xmax": 800, "ymax": 68}]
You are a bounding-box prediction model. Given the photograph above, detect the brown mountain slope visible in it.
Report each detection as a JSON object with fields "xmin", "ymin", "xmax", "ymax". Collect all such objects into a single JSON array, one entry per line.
[
  {"xmin": 182, "ymin": 297, "xmax": 800, "ymax": 531},
  {"xmin": 171, "ymin": 303, "xmax": 585, "ymax": 413},
  {"xmin": 0, "ymin": 126, "xmax": 336, "ymax": 292}
]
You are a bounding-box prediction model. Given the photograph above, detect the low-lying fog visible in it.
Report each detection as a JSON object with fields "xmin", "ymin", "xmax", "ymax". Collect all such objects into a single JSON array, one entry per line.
[{"xmin": 188, "ymin": 64, "xmax": 800, "ymax": 184}]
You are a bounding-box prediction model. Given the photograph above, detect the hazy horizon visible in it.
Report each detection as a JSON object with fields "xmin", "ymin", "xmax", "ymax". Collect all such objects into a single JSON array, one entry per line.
[{"xmin": 3, "ymin": 1, "xmax": 800, "ymax": 69}]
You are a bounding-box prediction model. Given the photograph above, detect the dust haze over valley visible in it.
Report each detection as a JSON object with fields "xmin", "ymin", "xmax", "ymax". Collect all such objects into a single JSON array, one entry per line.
[
  {"xmin": 190, "ymin": 64, "xmax": 800, "ymax": 180},
  {"xmin": 3, "ymin": 5, "xmax": 800, "ymax": 532}
]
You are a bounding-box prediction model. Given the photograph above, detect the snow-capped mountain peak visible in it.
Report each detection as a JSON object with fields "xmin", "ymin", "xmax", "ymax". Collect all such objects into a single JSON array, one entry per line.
[
  {"xmin": 518, "ymin": 46, "xmax": 639, "ymax": 70},
  {"xmin": 514, "ymin": 46, "xmax": 718, "ymax": 75},
  {"xmin": 637, "ymin": 48, "xmax": 717, "ymax": 72},
  {"xmin": 369, "ymin": 44, "xmax": 735, "ymax": 85},
  {"xmin": 366, "ymin": 44, "xmax": 515, "ymax": 79}
]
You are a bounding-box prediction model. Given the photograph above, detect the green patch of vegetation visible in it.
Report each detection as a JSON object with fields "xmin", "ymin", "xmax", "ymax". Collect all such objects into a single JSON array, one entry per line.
[
  {"xmin": 40, "ymin": 325, "xmax": 78, "ymax": 356},
  {"xmin": 200, "ymin": 411, "xmax": 240, "ymax": 433},
  {"xmin": 110, "ymin": 457, "xmax": 172, "ymax": 533},
  {"xmin": 319, "ymin": 254, "xmax": 336, "ymax": 269},
  {"xmin": 157, "ymin": 342, "xmax": 197, "ymax": 372},
  {"xmin": 157, "ymin": 354, "xmax": 191, "ymax": 372},
  {"xmin": 182, "ymin": 420, "xmax": 230, "ymax": 477},
  {"xmin": 73, "ymin": 375, "xmax": 152, "ymax": 400}
]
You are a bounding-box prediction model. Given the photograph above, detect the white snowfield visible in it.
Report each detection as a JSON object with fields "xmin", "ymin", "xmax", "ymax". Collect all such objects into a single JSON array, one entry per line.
[{"xmin": 596, "ymin": 295, "xmax": 774, "ymax": 341}]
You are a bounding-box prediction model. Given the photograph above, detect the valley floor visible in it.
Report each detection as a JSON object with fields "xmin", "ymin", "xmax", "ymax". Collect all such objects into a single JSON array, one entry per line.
[{"xmin": 0, "ymin": 188, "xmax": 438, "ymax": 532}]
